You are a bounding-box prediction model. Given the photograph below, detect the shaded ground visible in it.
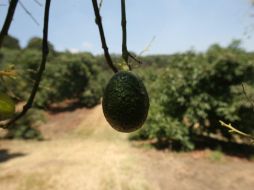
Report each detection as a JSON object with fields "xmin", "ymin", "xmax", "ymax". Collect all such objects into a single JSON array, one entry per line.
[{"xmin": 0, "ymin": 105, "xmax": 254, "ymax": 190}]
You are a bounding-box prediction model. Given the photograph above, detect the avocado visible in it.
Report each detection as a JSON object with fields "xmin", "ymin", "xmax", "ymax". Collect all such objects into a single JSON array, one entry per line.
[
  {"xmin": 102, "ymin": 71, "xmax": 149, "ymax": 133},
  {"xmin": 0, "ymin": 93, "xmax": 15, "ymax": 121}
]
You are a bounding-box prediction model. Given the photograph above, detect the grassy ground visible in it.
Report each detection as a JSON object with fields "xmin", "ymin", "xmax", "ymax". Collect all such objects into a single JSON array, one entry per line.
[{"xmin": 0, "ymin": 105, "xmax": 254, "ymax": 190}]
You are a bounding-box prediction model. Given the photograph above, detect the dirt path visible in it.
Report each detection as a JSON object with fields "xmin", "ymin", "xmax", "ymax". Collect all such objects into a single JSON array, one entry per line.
[{"xmin": 0, "ymin": 105, "xmax": 254, "ymax": 190}]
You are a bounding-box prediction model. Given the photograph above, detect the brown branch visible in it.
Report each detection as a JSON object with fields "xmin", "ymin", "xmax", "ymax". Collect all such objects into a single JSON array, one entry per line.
[
  {"xmin": 1, "ymin": 0, "xmax": 51, "ymax": 129},
  {"xmin": 91, "ymin": 0, "xmax": 118, "ymax": 73},
  {"xmin": 0, "ymin": 0, "xmax": 18, "ymax": 49}
]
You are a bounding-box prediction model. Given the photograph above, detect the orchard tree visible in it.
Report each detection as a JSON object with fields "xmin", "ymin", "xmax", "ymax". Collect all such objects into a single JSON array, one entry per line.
[
  {"xmin": 26, "ymin": 37, "xmax": 54, "ymax": 52},
  {"xmin": 2, "ymin": 35, "xmax": 20, "ymax": 49}
]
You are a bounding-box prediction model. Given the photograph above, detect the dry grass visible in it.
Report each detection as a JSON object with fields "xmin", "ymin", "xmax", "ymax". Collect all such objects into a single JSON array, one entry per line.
[
  {"xmin": 0, "ymin": 106, "xmax": 155, "ymax": 190},
  {"xmin": 0, "ymin": 105, "xmax": 254, "ymax": 190}
]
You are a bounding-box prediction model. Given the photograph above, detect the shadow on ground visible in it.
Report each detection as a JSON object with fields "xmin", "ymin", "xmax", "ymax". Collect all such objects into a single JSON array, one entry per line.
[
  {"xmin": 193, "ymin": 135, "xmax": 254, "ymax": 159},
  {"xmin": 140, "ymin": 135, "xmax": 254, "ymax": 159},
  {"xmin": 47, "ymin": 100, "xmax": 95, "ymax": 114},
  {"xmin": 0, "ymin": 149, "xmax": 26, "ymax": 163}
]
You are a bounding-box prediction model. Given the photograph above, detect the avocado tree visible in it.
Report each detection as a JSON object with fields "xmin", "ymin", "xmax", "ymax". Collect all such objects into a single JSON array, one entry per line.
[{"xmin": 2, "ymin": 35, "xmax": 20, "ymax": 49}]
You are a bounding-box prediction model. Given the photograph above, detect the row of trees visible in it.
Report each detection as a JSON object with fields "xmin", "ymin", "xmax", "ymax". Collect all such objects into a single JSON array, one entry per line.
[
  {"xmin": 132, "ymin": 40, "xmax": 254, "ymax": 150},
  {"xmin": 1, "ymin": 36, "xmax": 253, "ymax": 151},
  {"xmin": 0, "ymin": 35, "xmax": 111, "ymax": 139}
]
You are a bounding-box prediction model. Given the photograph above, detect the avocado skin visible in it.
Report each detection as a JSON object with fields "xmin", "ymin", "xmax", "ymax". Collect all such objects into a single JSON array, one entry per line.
[
  {"xmin": 0, "ymin": 93, "xmax": 15, "ymax": 121},
  {"xmin": 102, "ymin": 71, "xmax": 149, "ymax": 133}
]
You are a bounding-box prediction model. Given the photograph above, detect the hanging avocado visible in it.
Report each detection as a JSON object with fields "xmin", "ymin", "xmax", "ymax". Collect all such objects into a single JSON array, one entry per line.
[{"xmin": 102, "ymin": 71, "xmax": 149, "ymax": 133}]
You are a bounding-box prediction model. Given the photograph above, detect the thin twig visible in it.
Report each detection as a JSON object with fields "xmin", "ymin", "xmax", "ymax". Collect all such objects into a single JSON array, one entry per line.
[
  {"xmin": 33, "ymin": 0, "xmax": 42, "ymax": 7},
  {"xmin": 18, "ymin": 0, "xmax": 40, "ymax": 25},
  {"xmin": 219, "ymin": 120, "xmax": 254, "ymax": 142},
  {"xmin": 139, "ymin": 36, "xmax": 156, "ymax": 56},
  {"xmin": 241, "ymin": 83, "xmax": 254, "ymax": 112},
  {"xmin": 98, "ymin": 0, "xmax": 103, "ymax": 10},
  {"xmin": 0, "ymin": 0, "xmax": 18, "ymax": 48},
  {"xmin": 1, "ymin": 0, "xmax": 51, "ymax": 129},
  {"xmin": 128, "ymin": 53, "xmax": 143, "ymax": 65},
  {"xmin": 91, "ymin": 0, "xmax": 118, "ymax": 73},
  {"xmin": 121, "ymin": 0, "xmax": 131, "ymax": 70}
]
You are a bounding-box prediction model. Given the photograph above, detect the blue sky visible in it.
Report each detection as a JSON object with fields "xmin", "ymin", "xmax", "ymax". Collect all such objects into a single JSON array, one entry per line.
[{"xmin": 1, "ymin": 0, "xmax": 254, "ymax": 54}]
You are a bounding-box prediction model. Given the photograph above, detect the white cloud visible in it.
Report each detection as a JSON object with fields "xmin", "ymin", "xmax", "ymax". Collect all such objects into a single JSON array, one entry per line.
[
  {"xmin": 82, "ymin": 41, "xmax": 93, "ymax": 50},
  {"xmin": 67, "ymin": 48, "xmax": 81, "ymax": 54},
  {"xmin": 63, "ymin": 42, "xmax": 94, "ymax": 53}
]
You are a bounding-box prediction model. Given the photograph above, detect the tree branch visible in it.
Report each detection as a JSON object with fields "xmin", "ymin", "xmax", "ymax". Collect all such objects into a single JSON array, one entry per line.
[
  {"xmin": 0, "ymin": 0, "xmax": 18, "ymax": 48},
  {"xmin": 1, "ymin": 0, "xmax": 51, "ymax": 129},
  {"xmin": 91, "ymin": 0, "xmax": 118, "ymax": 73}
]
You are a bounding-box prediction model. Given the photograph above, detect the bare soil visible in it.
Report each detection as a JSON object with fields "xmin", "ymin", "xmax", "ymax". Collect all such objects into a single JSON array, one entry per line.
[{"xmin": 0, "ymin": 105, "xmax": 253, "ymax": 190}]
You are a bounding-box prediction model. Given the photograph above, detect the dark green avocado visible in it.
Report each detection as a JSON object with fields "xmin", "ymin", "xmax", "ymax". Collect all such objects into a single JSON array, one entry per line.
[{"xmin": 102, "ymin": 71, "xmax": 149, "ymax": 133}]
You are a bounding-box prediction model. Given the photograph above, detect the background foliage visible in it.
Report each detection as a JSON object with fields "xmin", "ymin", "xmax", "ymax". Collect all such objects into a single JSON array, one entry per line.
[
  {"xmin": 0, "ymin": 35, "xmax": 112, "ymax": 139},
  {"xmin": 1, "ymin": 36, "xmax": 253, "ymax": 151},
  {"xmin": 131, "ymin": 40, "xmax": 254, "ymax": 150}
]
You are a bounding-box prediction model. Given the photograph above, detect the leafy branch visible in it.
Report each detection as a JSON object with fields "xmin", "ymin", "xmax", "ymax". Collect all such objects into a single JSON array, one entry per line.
[
  {"xmin": 0, "ymin": 0, "xmax": 52, "ymax": 129},
  {"xmin": 219, "ymin": 120, "xmax": 254, "ymax": 143}
]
